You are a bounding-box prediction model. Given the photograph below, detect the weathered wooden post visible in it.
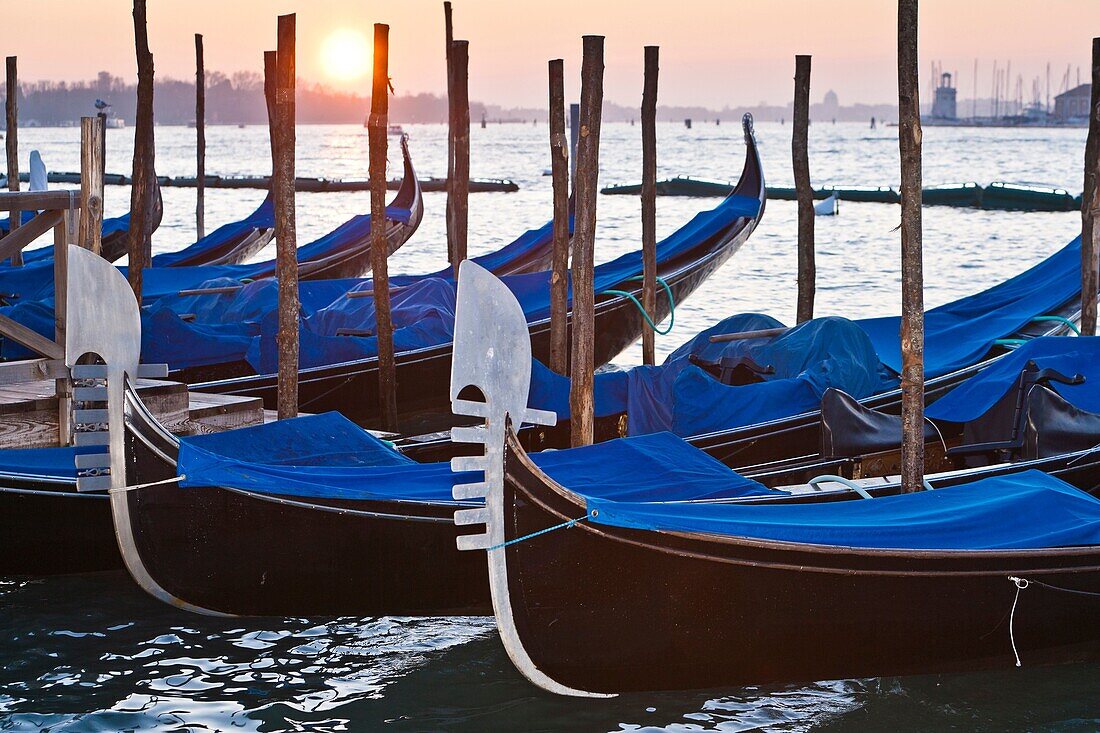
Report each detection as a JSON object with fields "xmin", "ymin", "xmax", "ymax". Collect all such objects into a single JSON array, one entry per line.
[
  {"xmin": 79, "ymin": 116, "xmax": 104, "ymax": 253},
  {"xmin": 5, "ymin": 57, "xmax": 21, "ymax": 266},
  {"xmin": 1081, "ymin": 37, "xmax": 1100, "ymax": 336},
  {"xmin": 195, "ymin": 33, "xmax": 206, "ymax": 240},
  {"xmin": 548, "ymin": 58, "xmax": 569, "ymax": 375},
  {"xmin": 369, "ymin": 23, "xmax": 398, "ymax": 431},
  {"xmin": 793, "ymin": 54, "xmax": 815, "ymax": 323},
  {"xmin": 897, "ymin": 0, "xmax": 925, "ymax": 493},
  {"xmin": 273, "ymin": 14, "xmax": 300, "ymax": 419},
  {"xmin": 264, "ymin": 50, "xmax": 277, "ymax": 164},
  {"xmin": 569, "ymin": 35, "xmax": 604, "ymax": 448},
  {"xmin": 128, "ymin": 0, "xmax": 156, "ymax": 303},
  {"xmin": 449, "ymin": 40, "xmax": 470, "ymax": 279},
  {"xmin": 444, "ymin": 1, "xmax": 456, "ymax": 266},
  {"xmin": 569, "ymin": 102, "xmax": 580, "ymax": 189},
  {"xmin": 641, "ymin": 46, "xmax": 659, "ymax": 365}
]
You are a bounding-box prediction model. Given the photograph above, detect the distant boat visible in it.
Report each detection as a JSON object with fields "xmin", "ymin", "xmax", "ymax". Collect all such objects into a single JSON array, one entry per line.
[
  {"xmin": 814, "ymin": 192, "xmax": 839, "ymax": 216},
  {"xmin": 388, "ymin": 124, "xmax": 405, "ymax": 136},
  {"xmin": 105, "ymin": 117, "xmax": 125, "ymax": 129}
]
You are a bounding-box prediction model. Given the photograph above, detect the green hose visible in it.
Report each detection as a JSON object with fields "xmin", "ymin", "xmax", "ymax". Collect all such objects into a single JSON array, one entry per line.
[{"xmin": 599, "ymin": 275, "xmax": 675, "ymax": 335}]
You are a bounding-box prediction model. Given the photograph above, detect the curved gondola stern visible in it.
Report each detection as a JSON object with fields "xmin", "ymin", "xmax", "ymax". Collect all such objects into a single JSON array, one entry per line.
[
  {"xmin": 448, "ymin": 260, "xmax": 610, "ymax": 698},
  {"xmin": 731, "ymin": 113, "xmax": 766, "ymax": 224},
  {"xmin": 388, "ymin": 134, "xmax": 424, "ymax": 245},
  {"xmin": 64, "ymin": 245, "xmax": 230, "ymax": 617}
]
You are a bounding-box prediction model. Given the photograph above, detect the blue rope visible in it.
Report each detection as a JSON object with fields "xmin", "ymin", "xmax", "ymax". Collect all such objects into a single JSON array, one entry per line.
[
  {"xmin": 485, "ymin": 513, "xmax": 591, "ymax": 551},
  {"xmin": 599, "ymin": 275, "xmax": 675, "ymax": 335}
]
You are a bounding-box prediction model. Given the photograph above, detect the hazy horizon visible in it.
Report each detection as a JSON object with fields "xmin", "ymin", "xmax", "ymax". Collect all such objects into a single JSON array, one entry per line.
[{"xmin": 5, "ymin": 0, "xmax": 1099, "ymax": 111}]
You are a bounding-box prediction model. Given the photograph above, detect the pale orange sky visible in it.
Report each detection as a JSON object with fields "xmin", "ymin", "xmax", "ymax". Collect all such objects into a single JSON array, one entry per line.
[{"xmin": 6, "ymin": 0, "xmax": 1100, "ymax": 108}]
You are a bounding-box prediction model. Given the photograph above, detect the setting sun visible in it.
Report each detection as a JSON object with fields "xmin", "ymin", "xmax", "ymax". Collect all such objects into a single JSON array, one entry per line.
[{"xmin": 320, "ymin": 28, "xmax": 370, "ymax": 81}]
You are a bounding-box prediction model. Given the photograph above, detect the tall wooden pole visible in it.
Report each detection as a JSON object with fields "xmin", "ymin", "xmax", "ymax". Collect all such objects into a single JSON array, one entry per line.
[
  {"xmin": 128, "ymin": 0, "xmax": 155, "ymax": 303},
  {"xmin": 79, "ymin": 116, "xmax": 104, "ymax": 253},
  {"xmin": 793, "ymin": 54, "xmax": 815, "ymax": 323},
  {"xmin": 273, "ymin": 14, "xmax": 299, "ymax": 419},
  {"xmin": 195, "ymin": 33, "xmax": 206, "ymax": 240},
  {"xmin": 450, "ymin": 40, "xmax": 470, "ymax": 279},
  {"xmin": 1081, "ymin": 37, "xmax": 1100, "ymax": 336},
  {"xmin": 548, "ymin": 58, "xmax": 570, "ymax": 375},
  {"xmin": 370, "ymin": 23, "xmax": 398, "ymax": 432},
  {"xmin": 444, "ymin": 1, "xmax": 456, "ymax": 266},
  {"xmin": 569, "ymin": 102, "xmax": 580, "ymax": 189},
  {"xmin": 898, "ymin": 0, "xmax": 925, "ymax": 493},
  {"xmin": 569, "ymin": 35, "xmax": 604, "ymax": 448},
  {"xmin": 5, "ymin": 57, "xmax": 22, "ymax": 267},
  {"xmin": 641, "ymin": 46, "xmax": 659, "ymax": 365},
  {"xmin": 264, "ymin": 50, "xmax": 277, "ymax": 168}
]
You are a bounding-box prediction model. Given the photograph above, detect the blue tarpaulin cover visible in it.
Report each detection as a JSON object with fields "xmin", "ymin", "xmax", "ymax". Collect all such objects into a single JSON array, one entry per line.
[
  {"xmin": 927, "ymin": 336, "xmax": 1100, "ymax": 423},
  {"xmin": 151, "ymin": 195, "xmax": 275, "ymax": 267},
  {"xmin": 177, "ymin": 413, "xmax": 772, "ymax": 503},
  {"xmin": 857, "ymin": 236, "xmax": 1082, "ymax": 378},
  {"xmin": 585, "ymin": 469, "xmax": 1100, "ymax": 551},
  {"xmin": 528, "ymin": 313, "xmax": 889, "ymax": 436},
  {"xmin": 0, "ymin": 445, "xmax": 98, "ymax": 479},
  {"xmin": 0, "ymin": 211, "xmax": 132, "ymax": 266}
]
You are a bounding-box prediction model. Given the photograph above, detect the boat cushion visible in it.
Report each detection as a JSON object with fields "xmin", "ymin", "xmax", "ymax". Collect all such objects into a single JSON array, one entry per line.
[
  {"xmin": 820, "ymin": 388, "xmax": 937, "ymax": 459},
  {"xmin": 584, "ymin": 469, "xmax": 1100, "ymax": 551},
  {"xmin": 1023, "ymin": 385, "xmax": 1100, "ymax": 459}
]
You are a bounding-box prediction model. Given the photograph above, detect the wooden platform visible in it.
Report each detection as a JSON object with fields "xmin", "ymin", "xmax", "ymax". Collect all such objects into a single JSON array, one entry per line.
[{"xmin": 0, "ymin": 378, "xmax": 264, "ymax": 449}]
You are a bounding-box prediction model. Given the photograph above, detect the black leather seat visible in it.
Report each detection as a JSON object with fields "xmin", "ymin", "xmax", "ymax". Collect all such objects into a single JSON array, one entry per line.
[
  {"xmin": 1023, "ymin": 385, "xmax": 1100, "ymax": 460},
  {"xmin": 820, "ymin": 388, "xmax": 936, "ymax": 459}
]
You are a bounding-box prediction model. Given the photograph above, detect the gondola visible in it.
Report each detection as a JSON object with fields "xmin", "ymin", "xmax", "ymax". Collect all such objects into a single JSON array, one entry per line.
[
  {"xmin": 179, "ymin": 114, "xmax": 766, "ymax": 431},
  {"xmin": 0, "ymin": 137, "xmax": 423, "ymax": 306},
  {"xmin": 445, "ymin": 261, "xmax": 1100, "ymax": 695},
  {"xmin": 147, "ymin": 194, "xmax": 274, "ymax": 267},
  {"xmin": 83, "ymin": 257, "xmax": 1100, "ymax": 623}
]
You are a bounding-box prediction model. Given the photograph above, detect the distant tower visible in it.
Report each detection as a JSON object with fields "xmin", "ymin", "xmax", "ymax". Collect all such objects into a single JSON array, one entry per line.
[{"xmin": 931, "ymin": 72, "xmax": 957, "ymax": 119}]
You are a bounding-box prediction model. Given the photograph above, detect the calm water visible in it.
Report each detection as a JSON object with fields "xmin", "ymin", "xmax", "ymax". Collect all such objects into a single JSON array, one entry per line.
[{"xmin": 2, "ymin": 122, "xmax": 1098, "ymax": 731}]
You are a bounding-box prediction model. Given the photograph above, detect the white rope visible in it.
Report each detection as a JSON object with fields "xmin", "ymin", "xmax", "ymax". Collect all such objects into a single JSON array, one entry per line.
[
  {"xmin": 106, "ymin": 474, "xmax": 186, "ymax": 494},
  {"xmin": 1007, "ymin": 575, "xmax": 1029, "ymax": 667}
]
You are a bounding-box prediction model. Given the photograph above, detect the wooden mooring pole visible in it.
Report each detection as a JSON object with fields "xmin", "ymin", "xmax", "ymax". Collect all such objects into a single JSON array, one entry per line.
[
  {"xmin": 641, "ymin": 46, "xmax": 659, "ymax": 365},
  {"xmin": 274, "ymin": 14, "xmax": 300, "ymax": 419},
  {"xmin": 444, "ymin": 1, "xmax": 456, "ymax": 267},
  {"xmin": 450, "ymin": 40, "xmax": 470, "ymax": 279},
  {"xmin": 129, "ymin": 0, "xmax": 156, "ymax": 304},
  {"xmin": 794, "ymin": 54, "xmax": 815, "ymax": 323},
  {"xmin": 370, "ymin": 23, "xmax": 399, "ymax": 432},
  {"xmin": 5, "ymin": 56, "xmax": 22, "ymax": 267},
  {"xmin": 195, "ymin": 33, "xmax": 206, "ymax": 240},
  {"xmin": 569, "ymin": 35, "xmax": 604, "ymax": 448},
  {"xmin": 548, "ymin": 58, "xmax": 569, "ymax": 374},
  {"xmin": 569, "ymin": 102, "xmax": 580, "ymax": 189},
  {"xmin": 897, "ymin": 0, "xmax": 925, "ymax": 493},
  {"xmin": 1081, "ymin": 37, "xmax": 1100, "ymax": 336},
  {"xmin": 264, "ymin": 51, "xmax": 277, "ymax": 163},
  {"xmin": 79, "ymin": 116, "xmax": 104, "ymax": 253}
]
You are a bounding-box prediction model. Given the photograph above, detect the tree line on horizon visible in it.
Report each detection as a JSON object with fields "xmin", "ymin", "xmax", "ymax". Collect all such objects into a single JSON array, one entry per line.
[{"xmin": 0, "ymin": 71, "xmax": 902, "ymax": 127}]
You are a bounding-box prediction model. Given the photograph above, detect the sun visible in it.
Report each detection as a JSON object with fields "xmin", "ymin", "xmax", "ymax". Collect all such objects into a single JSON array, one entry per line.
[{"xmin": 321, "ymin": 28, "xmax": 370, "ymax": 82}]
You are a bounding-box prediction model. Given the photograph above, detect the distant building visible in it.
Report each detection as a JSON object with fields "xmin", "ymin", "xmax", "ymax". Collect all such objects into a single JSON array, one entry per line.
[
  {"xmin": 1055, "ymin": 84, "xmax": 1091, "ymax": 122},
  {"xmin": 931, "ymin": 72, "xmax": 957, "ymax": 119},
  {"xmin": 822, "ymin": 90, "xmax": 839, "ymax": 111}
]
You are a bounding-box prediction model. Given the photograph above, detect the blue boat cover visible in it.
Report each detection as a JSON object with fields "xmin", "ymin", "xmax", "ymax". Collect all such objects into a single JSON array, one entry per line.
[
  {"xmin": 0, "ymin": 445, "xmax": 97, "ymax": 479},
  {"xmin": 1, "ymin": 210, "xmax": 132, "ymax": 266},
  {"xmin": 528, "ymin": 313, "xmax": 890, "ymax": 436},
  {"xmin": 927, "ymin": 336, "xmax": 1100, "ymax": 423},
  {"xmin": 150, "ymin": 195, "xmax": 275, "ymax": 267},
  {"xmin": 584, "ymin": 469, "xmax": 1100, "ymax": 551},
  {"xmin": 857, "ymin": 235, "xmax": 1082, "ymax": 378},
  {"xmin": 177, "ymin": 414, "xmax": 772, "ymax": 503}
]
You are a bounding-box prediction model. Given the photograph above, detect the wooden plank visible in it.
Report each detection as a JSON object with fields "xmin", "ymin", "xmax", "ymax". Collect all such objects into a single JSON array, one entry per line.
[
  {"xmin": 0, "ymin": 191, "xmax": 76, "ymax": 211},
  {"xmin": 898, "ymin": 0, "xmax": 925, "ymax": 493},
  {"xmin": 0, "ymin": 312, "xmax": 63, "ymax": 359},
  {"xmin": 449, "ymin": 40, "xmax": 470, "ymax": 279},
  {"xmin": 793, "ymin": 54, "xmax": 815, "ymax": 323},
  {"xmin": 568, "ymin": 35, "xmax": 604, "ymax": 448},
  {"xmin": 1082, "ymin": 37, "xmax": 1100, "ymax": 336},
  {"xmin": 708, "ymin": 326, "xmax": 788, "ymax": 343},
  {"xmin": 79, "ymin": 116, "xmax": 105, "ymax": 253},
  {"xmin": 548, "ymin": 58, "xmax": 570, "ymax": 375},
  {"xmin": 53, "ymin": 210, "xmax": 71, "ymax": 445},
  {"xmin": 175, "ymin": 285, "xmax": 243, "ymax": 297},
  {"xmin": 195, "ymin": 33, "xmax": 206, "ymax": 240},
  {"xmin": 0, "ymin": 208, "xmax": 63, "ymax": 262},
  {"xmin": 128, "ymin": 0, "xmax": 155, "ymax": 303},
  {"xmin": 274, "ymin": 14, "xmax": 300, "ymax": 420},
  {"xmin": 641, "ymin": 46, "xmax": 659, "ymax": 365},
  {"xmin": 0, "ymin": 358, "xmax": 67, "ymax": 384},
  {"xmin": 369, "ymin": 23, "xmax": 398, "ymax": 432}
]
